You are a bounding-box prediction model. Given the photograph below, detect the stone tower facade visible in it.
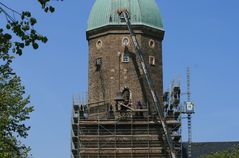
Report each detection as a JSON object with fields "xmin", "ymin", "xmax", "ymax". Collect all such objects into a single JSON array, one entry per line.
[
  {"xmin": 71, "ymin": 1, "xmax": 182, "ymax": 157},
  {"xmin": 87, "ymin": 0, "xmax": 164, "ymax": 119}
]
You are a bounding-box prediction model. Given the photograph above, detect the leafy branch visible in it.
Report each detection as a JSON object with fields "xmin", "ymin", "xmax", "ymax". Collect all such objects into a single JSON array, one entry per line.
[
  {"xmin": 0, "ymin": 0, "xmax": 63, "ymax": 157},
  {"xmin": 0, "ymin": 0, "xmax": 62, "ymax": 63}
]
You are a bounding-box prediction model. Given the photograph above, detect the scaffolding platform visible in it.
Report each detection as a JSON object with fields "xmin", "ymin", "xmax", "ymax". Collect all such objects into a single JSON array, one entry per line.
[{"xmin": 71, "ymin": 104, "xmax": 182, "ymax": 158}]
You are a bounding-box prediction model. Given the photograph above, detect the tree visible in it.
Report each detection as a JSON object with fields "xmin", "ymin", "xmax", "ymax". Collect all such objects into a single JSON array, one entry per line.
[
  {"xmin": 0, "ymin": 0, "xmax": 58, "ymax": 62},
  {"xmin": 0, "ymin": 63, "xmax": 33, "ymax": 157},
  {"xmin": 0, "ymin": 0, "xmax": 62, "ymax": 157},
  {"xmin": 201, "ymin": 146, "xmax": 239, "ymax": 158}
]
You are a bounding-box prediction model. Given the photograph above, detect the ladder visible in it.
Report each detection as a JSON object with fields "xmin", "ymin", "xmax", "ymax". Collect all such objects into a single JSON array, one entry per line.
[{"xmin": 119, "ymin": 10, "xmax": 176, "ymax": 158}]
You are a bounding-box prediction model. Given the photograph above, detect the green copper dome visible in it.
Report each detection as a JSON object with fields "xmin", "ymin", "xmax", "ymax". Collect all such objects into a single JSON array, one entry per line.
[{"xmin": 87, "ymin": 0, "xmax": 164, "ymax": 31}]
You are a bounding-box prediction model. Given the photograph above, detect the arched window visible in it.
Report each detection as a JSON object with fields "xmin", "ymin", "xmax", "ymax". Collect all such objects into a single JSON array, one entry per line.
[
  {"xmin": 96, "ymin": 57, "xmax": 102, "ymax": 71},
  {"xmin": 122, "ymin": 88, "xmax": 130, "ymax": 102},
  {"xmin": 122, "ymin": 52, "xmax": 129, "ymax": 63},
  {"xmin": 149, "ymin": 56, "xmax": 155, "ymax": 66}
]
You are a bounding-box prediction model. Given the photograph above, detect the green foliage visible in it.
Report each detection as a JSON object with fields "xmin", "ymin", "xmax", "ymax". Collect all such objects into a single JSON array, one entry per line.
[
  {"xmin": 0, "ymin": 0, "xmax": 62, "ymax": 157},
  {"xmin": 0, "ymin": 1, "xmax": 57, "ymax": 62},
  {"xmin": 0, "ymin": 63, "xmax": 33, "ymax": 158},
  {"xmin": 201, "ymin": 146, "xmax": 239, "ymax": 158},
  {"xmin": 38, "ymin": 0, "xmax": 62, "ymax": 13}
]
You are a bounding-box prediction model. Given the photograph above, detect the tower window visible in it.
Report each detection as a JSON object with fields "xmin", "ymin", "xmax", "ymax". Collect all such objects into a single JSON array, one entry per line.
[
  {"xmin": 122, "ymin": 52, "xmax": 129, "ymax": 63},
  {"xmin": 120, "ymin": 16, "xmax": 126, "ymax": 22},
  {"xmin": 122, "ymin": 88, "xmax": 130, "ymax": 102},
  {"xmin": 119, "ymin": 13, "xmax": 126, "ymax": 22},
  {"xmin": 149, "ymin": 56, "xmax": 155, "ymax": 66},
  {"xmin": 109, "ymin": 15, "xmax": 112, "ymax": 22},
  {"xmin": 149, "ymin": 39, "xmax": 155, "ymax": 48},
  {"xmin": 96, "ymin": 39, "xmax": 103, "ymax": 49},
  {"xmin": 122, "ymin": 37, "xmax": 129, "ymax": 46},
  {"xmin": 96, "ymin": 57, "xmax": 102, "ymax": 71},
  {"xmin": 117, "ymin": 9, "xmax": 129, "ymax": 22}
]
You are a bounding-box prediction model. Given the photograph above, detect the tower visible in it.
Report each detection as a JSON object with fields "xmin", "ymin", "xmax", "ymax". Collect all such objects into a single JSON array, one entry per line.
[
  {"xmin": 71, "ymin": 1, "xmax": 182, "ymax": 157},
  {"xmin": 87, "ymin": 0, "xmax": 164, "ymax": 119}
]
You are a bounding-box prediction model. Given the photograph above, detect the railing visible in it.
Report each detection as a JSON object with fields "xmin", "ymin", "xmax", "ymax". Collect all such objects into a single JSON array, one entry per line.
[{"xmin": 71, "ymin": 100, "xmax": 182, "ymax": 158}]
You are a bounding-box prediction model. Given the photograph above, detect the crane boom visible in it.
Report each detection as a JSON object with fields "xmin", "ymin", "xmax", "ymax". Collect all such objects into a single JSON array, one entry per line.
[{"xmin": 120, "ymin": 11, "xmax": 176, "ymax": 158}]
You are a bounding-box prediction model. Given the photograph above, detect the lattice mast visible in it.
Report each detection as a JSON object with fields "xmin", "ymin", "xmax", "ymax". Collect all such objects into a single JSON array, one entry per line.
[{"xmin": 186, "ymin": 66, "xmax": 193, "ymax": 158}]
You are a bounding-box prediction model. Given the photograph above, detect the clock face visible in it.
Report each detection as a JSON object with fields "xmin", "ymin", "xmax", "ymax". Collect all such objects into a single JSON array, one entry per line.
[
  {"xmin": 187, "ymin": 104, "xmax": 193, "ymax": 111},
  {"xmin": 186, "ymin": 102, "xmax": 194, "ymax": 111}
]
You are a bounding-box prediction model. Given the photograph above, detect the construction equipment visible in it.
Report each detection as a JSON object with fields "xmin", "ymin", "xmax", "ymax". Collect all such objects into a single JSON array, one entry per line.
[{"xmin": 118, "ymin": 10, "xmax": 176, "ymax": 158}]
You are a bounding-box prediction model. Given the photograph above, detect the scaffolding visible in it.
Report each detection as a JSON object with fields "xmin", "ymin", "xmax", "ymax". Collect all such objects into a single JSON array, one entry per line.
[{"xmin": 71, "ymin": 88, "xmax": 182, "ymax": 158}]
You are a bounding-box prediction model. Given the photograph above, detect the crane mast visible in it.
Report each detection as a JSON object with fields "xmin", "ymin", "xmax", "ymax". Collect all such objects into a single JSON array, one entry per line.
[{"xmin": 119, "ymin": 10, "xmax": 176, "ymax": 158}]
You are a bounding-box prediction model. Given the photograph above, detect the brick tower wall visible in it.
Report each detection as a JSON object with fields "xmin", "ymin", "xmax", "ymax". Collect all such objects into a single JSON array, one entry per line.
[{"xmin": 87, "ymin": 26, "xmax": 164, "ymax": 119}]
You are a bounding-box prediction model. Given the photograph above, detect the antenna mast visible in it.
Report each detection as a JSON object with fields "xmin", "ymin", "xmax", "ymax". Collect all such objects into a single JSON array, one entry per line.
[
  {"xmin": 186, "ymin": 66, "xmax": 194, "ymax": 158},
  {"xmin": 187, "ymin": 66, "xmax": 191, "ymax": 102}
]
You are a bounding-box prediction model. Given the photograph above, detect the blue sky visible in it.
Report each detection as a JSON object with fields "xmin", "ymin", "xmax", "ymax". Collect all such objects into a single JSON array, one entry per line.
[{"xmin": 1, "ymin": 0, "xmax": 239, "ymax": 158}]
